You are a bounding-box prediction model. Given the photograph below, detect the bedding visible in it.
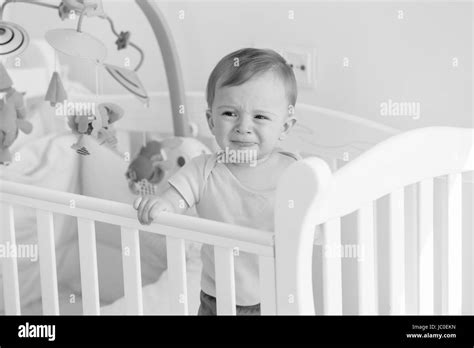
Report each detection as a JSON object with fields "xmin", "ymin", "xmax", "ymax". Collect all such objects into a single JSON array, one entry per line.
[{"xmin": 101, "ymin": 241, "xmax": 202, "ymax": 315}]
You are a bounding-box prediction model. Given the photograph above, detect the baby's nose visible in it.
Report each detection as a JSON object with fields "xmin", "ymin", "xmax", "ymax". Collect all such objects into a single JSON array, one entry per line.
[
  {"xmin": 235, "ymin": 116, "xmax": 253, "ymax": 134},
  {"xmin": 236, "ymin": 127, "xmax": 251, "ymax": 134}
]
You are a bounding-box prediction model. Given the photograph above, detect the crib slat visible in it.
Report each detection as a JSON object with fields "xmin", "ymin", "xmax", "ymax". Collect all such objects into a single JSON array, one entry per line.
[
  {"xmin": 214, "ymin": 246, "xmax": 236, "ymax": 315},
  {"xmin": 417, "ymin": 178, "xmax": 434, "ymax": 314},
  {"xmin": 357, "ymin": 202, "xmax": 378, "ymax": 314},
  {"xmin": 321, "ymin": 218, "xmax": 343, "ymax": 314},
  {"xmin": 77, "ymin": 218, "xmax": 100, "ymax": 315},
  {"xmin": 36, "ymin": 210, "xmax": 60, "ymax": 315},
  {"xmin": 166, "ymin": 236, "xmax": 188, "ymax": 315},
  {"xmin": 444, "ymin": 173, "xmax": 463, "ymax": 314},
  {"xmin": 330, "ymin": 158, "xmax": 339, "ymax": 172},
  {"xmin": 388, "ymin": 188, "xmax": 405, "ymax": 314},
  {"xmin": 121, "ymin": 227, "xmax": 143, "ymax": 315},
  {"xmin": 0, "ymin": 202, "xmax": 21, "ymax": 315},
  {"xmin": 259, "ymin": 255, "xmax": 276, "ymax": 315},
  {"xmin": 405, "ymin": 184, "xmax": 418, "ymax": 314}
]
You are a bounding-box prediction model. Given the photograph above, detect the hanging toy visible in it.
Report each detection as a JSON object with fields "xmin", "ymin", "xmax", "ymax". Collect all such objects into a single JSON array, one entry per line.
[
  {"xmin": 0, "ymin": 63, "xmax": 33, "ymax": 165},
  {"xmin": 104, "ymin": 64, "xmax": 149, "ymax": 105},
  {"xmin": 58, "ymin": 0, "xmax": 105, "ymax": 20},
  {"xmin": 115, "ymin": 31, "xmax": 130, "ymax": 50},
  {"xmin": 45, "ymin": 71, "xmax": 68, "ymax": 106},
  {"xmin": 0, "ymin": 21, "xmax": 30, "ymax": 59},
  {"xmin": 103, "ymin": 14, "xmax": 149, "ymax": 105},
  {"xmin": 48, "ymin": 0, "xmax": 149, "ymax": 105},
  {"xmin": 126, "ymin": 137, "xmax": 211, "ymax": 195},
  {"xmin": 93, "ymin": 103, "xmax": 123, "ymax": 148},
  {"xmin": 46, "ymin": 1, "xmax": 107, "ymax": 63},
  {"xmin": 68, "ymin": 102, "xmax": 123, "ymax": 156}
]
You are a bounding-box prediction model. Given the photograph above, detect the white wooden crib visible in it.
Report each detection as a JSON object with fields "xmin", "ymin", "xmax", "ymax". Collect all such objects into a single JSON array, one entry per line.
[{"xmin": 0, "ymin": 126, "xmax": 472, "ymax": 315}]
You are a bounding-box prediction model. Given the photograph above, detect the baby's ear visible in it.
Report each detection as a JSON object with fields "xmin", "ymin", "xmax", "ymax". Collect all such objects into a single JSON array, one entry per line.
[
  {"xmin": 206, "ymin": 109, "xmax": 215, "ymax": 132},
  {"xmin": 283, "ymin": 115, "xmax": 297, "ymax": 132}
]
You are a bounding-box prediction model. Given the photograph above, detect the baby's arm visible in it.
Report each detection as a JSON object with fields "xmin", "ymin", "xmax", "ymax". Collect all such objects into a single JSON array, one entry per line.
[
  {"xmin": 133, "ymin": 186, "xmax": 189, "ymax": 225},
  {"xmin": 134, "ymin": 153, "xmax": 207, "ymax": 225}
]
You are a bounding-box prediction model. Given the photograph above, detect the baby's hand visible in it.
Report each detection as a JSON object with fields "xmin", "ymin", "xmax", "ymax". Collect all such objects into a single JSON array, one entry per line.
[{"xmin": 133, "ymin": 195, "xmax": 174, "ymax": 225}]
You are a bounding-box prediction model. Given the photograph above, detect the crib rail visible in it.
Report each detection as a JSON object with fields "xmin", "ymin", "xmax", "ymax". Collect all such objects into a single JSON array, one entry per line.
[
  {"xmin": 275, "ymin": 126, "xmax": 473, "ymax": 315},
  {"xmin": 0, "ymin": 180, "xmax": 275, "ymax": 315}
]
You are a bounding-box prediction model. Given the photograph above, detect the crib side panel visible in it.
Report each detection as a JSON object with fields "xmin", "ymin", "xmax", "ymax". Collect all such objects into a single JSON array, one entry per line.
[{"xmin": 300, "ymin": 127, "xmax": 473, "ymax": 315}]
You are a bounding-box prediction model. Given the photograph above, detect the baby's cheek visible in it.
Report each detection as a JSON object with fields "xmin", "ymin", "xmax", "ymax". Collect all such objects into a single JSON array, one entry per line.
[
  {"xmin": 213, "ymin": 129, "xmax": 230, "ymax": 145},
  {"xmin": 261, "ymin": 128, "xmax": 280, "ymax": 144}
]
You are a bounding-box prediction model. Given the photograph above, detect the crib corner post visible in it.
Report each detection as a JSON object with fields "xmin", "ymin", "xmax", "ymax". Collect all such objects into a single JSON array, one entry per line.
[{"xmin": 274, "ymin": 157, "xmax": 332, "ymax": 315}]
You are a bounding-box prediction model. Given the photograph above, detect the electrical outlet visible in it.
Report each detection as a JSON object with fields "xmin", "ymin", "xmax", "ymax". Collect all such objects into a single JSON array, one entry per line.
[
  {"xmin": 280, "ymin": 47, "xmax": 316, "ymax": 89},
  {"xmin": 251, "ymin": 43, "xmax": 316, "ymax": 89}
]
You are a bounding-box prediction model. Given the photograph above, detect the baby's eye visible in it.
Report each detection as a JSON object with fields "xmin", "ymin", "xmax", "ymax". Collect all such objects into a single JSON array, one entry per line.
[
  {"xmin": 222, "ymin": 111, "xmax": 237, "ymax": 117},
  {"xmin": 255, "ymin": 114, "xmax": 269, "ymax": 120}
]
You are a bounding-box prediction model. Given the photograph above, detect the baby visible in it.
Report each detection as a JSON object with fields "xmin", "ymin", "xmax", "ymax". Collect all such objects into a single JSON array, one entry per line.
[{"xmin": 134, "ymin": 48, "xmax": 300, "ymax": 315}]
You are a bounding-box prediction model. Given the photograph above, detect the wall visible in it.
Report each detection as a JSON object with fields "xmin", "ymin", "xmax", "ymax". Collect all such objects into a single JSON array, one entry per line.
[{"xmin": 5, "ymin": 0, "xmax": 472, "ymax": 133}]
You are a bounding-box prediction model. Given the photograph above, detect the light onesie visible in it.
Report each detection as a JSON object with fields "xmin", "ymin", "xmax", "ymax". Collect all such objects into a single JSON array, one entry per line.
[{"xmin": 168, "ymin": 150, "xmax": 301, "ymax": 306}]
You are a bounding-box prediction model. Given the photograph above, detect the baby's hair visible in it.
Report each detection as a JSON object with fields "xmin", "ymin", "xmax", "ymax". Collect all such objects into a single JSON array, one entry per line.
[{"xmin": 206, "ymin": 48, "xmax": 297, "ymax": 110}]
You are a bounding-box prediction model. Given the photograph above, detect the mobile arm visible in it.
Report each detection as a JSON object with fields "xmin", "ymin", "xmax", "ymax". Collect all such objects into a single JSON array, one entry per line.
[{"xmin": 136, "ymin": 0, "xmax": 189, "ymax": 137}]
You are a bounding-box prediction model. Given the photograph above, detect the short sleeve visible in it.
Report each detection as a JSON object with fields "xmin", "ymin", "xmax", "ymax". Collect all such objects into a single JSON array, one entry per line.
[{"xmin": 167, "ymin": 154, "xmax": 211, "ymax": 208}]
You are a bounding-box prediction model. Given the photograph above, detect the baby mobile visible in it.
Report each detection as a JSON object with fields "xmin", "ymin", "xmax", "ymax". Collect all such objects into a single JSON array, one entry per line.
[
  {"xmin": 0, "ymin": 0, "xmax": 149, "ymax": 159},
  {"xmin": 1, "ymin": 0, "xmax": 211, "ymax": 195}
]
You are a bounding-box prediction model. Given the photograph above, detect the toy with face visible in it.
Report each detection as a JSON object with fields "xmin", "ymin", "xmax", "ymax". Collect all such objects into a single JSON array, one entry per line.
[{"xmin": 126, "ymin": 137, "xmax": 211, "ymax": 195}]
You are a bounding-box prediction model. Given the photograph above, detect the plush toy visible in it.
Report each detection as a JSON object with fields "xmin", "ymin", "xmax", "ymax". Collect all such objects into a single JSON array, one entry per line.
[
  {"xmin": 58, "ymin": 0, "xmax": 104, "ymax": 20},
  {"xmin": 125, "ymin": 141, "xmax": 165, "ymax": 195},
  {"xmin": 126, "ymin": 137, "xmax": 211, "ymax": 195},
  {"xmin": 0, "ymin": 63, "xmax": 33, "ymax": 165},
  {"xmin": 67, "ymin": 102, "xmax": 124, "ymax": 155}
]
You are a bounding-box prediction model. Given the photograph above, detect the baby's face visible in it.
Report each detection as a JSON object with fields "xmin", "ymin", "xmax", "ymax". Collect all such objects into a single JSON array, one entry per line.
[{"xmin": 207, "ymin": 71, "xmax": 295, "ymax": 161}]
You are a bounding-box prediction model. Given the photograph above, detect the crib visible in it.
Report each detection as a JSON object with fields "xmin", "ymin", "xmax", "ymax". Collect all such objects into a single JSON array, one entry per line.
[{"xmin": 0, "ymin": 125, "xmax": 472, "ymax": 315}]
